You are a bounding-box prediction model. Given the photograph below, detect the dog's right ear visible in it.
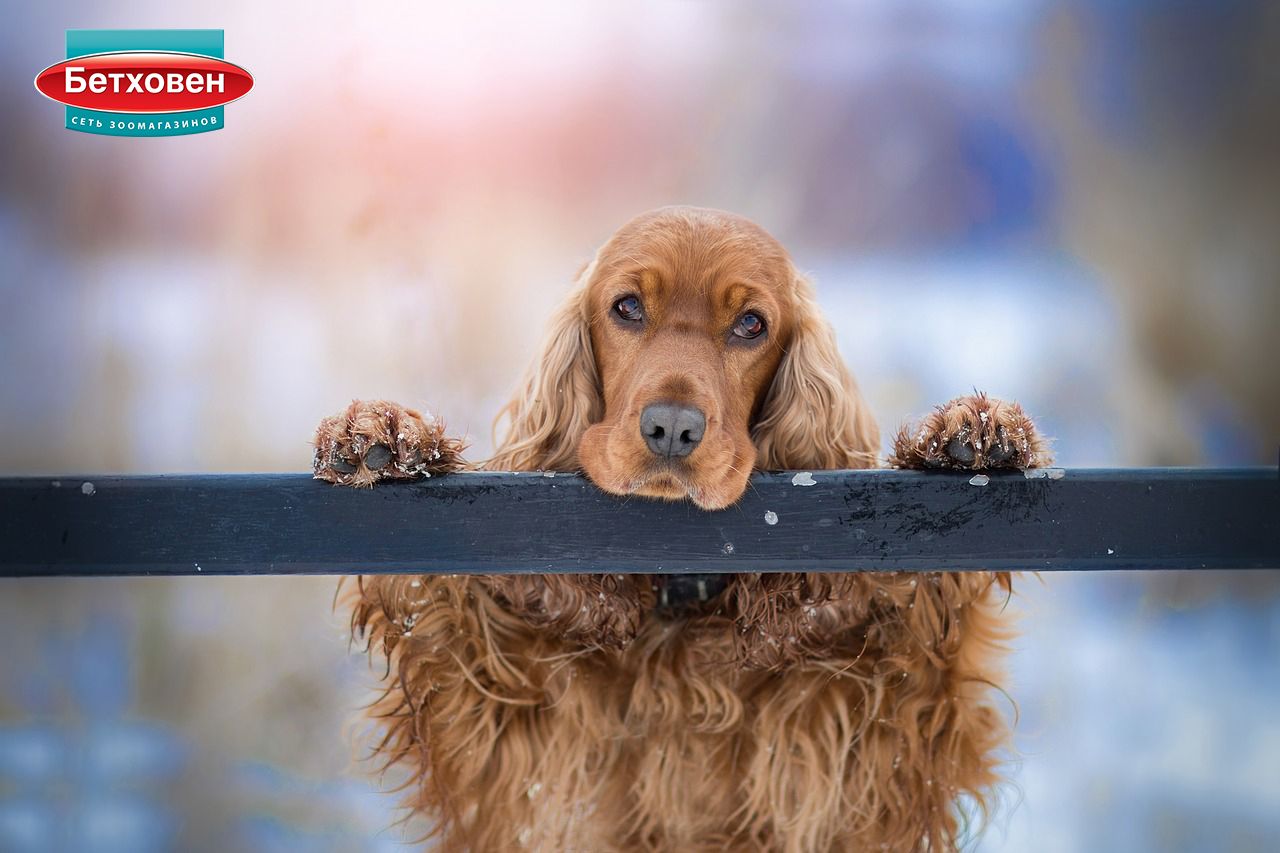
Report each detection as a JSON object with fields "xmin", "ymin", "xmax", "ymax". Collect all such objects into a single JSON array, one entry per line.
[{"xmin": 486, "ymin": 262, "xmax": 602, "ymax": 471}]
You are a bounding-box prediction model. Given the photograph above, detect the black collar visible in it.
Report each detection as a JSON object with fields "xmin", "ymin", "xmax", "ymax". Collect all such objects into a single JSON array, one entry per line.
[{"xmin": 654, "ymin": 573, "xmax": 731, "ymax": 618}]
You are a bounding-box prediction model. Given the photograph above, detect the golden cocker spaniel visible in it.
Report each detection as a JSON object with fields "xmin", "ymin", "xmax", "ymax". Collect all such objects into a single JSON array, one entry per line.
[{"xmin": 314, "ymin": 207, "xmax": 1050, "ymax": 851}]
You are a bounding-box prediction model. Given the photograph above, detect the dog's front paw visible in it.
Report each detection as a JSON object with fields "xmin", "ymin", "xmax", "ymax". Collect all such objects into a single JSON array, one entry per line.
[
  {"xmin": 313, "ymin": 399, "xmax": 466, "ymax": 486},
  {"xmin": 890, "ymin": 392, "xmax": 1051, "ymax": 470}
]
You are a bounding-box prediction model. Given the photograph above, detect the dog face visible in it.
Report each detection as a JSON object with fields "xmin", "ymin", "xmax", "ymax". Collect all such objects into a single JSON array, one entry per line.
[
  {"xmin": 576, "ymin": 209, "xmax": 793, "ymax": 510},
  {"xmin": 489, "ymin": 206, "xmax": 880, "ymax": 510}
]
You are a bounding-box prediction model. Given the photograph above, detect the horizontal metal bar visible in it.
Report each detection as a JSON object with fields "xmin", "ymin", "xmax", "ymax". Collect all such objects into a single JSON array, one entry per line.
[{"xmin": 1, "ymin": 469, "xmax": 1276, "ymax": 577}]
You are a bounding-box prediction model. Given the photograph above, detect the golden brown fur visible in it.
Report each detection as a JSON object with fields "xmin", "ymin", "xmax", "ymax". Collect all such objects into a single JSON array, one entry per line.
[{"xmin": 314, "ymin": 207, "xmax": 1050, "ymax": 851}]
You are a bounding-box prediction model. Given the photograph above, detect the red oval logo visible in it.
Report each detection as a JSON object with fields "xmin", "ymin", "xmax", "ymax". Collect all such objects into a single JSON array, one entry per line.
[{"xmin": 35, "ymin": 51, "xmax": 253, "ymax": 113}]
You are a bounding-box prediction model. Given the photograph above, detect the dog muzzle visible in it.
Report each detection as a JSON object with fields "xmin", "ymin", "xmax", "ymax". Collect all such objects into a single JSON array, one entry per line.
[{"xmin": 654, "ymin": 573, "xmax": 731, "ymax": 618}]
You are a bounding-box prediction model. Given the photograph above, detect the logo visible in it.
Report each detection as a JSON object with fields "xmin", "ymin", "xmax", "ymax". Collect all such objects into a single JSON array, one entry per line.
[{"xmin": 35, "ymin": 30, "xmax": 252, "ymax": 137}]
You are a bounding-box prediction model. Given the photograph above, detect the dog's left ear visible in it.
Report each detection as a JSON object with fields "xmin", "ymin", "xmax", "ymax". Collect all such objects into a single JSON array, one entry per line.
[{"xmin": 752, "ymin": 274, "xmax": 880, "ymax": 470}]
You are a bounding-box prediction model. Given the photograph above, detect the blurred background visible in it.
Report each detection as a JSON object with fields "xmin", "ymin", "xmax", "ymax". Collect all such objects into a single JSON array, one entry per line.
[{"xmin": 2, "ymin": 1, "xmax": 1278, "ymax": 850}]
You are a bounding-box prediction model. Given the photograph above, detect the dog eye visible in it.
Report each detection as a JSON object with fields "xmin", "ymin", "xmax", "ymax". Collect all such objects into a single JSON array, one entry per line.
[
  {"xmin": 733, "ymin": 312, "xmax": 766, "ymax": 339},
  {"xmin": 614, "ymin": 295, "xmax": 644, "ymax": 322}
]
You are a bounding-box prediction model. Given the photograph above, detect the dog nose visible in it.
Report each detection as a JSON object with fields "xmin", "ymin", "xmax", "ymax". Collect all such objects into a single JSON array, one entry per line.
[{"xmin": 640, "ymin": 402, "xmax": 705, "ymax": 458}]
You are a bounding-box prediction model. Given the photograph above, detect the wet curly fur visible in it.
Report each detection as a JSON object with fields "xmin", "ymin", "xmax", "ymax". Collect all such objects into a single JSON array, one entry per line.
[{"xmin": 317, "ymin": 207, "xmax": 1050, "ymax": 851}]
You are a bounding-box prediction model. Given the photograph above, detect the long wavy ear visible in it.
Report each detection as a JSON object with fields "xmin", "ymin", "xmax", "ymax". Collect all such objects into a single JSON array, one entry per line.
[
  {"xmin": 752, "ymin": 274, "xmax": 880, "ymax": 470},
  {"xmin": 485, "ymin": 266, "xmax": 601, "ymax": 472}
]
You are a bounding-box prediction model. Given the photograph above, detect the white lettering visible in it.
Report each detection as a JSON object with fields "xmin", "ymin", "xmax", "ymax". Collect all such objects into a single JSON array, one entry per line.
[
  {"xmin": 65, "ymin": 67, "xmax": 86, "ymax": 93},
  {"xmin": 61, "ymin": 65, "xmax": 235, "ymax": 102}
]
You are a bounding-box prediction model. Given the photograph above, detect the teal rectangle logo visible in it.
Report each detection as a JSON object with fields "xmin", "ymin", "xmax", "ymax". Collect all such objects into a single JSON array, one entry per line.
[{"xmin": 36, "ymin": 30, "xmax": 252, "ymax": 137}]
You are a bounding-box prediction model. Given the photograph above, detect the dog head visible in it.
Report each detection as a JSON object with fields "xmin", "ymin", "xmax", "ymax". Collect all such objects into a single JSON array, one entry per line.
[{"xmin": 489, "ymin": 206, "xmax": 879, "ymax": 507}]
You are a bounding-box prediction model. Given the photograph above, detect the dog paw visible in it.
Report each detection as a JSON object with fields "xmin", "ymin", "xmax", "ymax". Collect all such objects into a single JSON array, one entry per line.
[
  {"xmin": 890, "ymin": 392, "xmax": 1051, "ymax": 471},
  {"xmin": 313, "ymin": 399, "xmax": 466, "ymax": 486}
]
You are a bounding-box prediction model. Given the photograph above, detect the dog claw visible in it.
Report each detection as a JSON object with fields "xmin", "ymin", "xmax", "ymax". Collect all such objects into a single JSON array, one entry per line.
[
  {"xmin": 946, "ymin": 436, "xmax": 975, "ymax": 464},
  {"xmin": 364, "ymin": 443, "xmax": 393, "ymax": 470},
  {"xmin": 986, "ymin": 427, "xmax": 1015, "ymax": 464},
  {"xmin": 396, "ymin": 436, "xmax": 423, "ymax": 467},
  {"xmin": 329, "ymin": 457, "xmax": 357, "ymax": 474}
]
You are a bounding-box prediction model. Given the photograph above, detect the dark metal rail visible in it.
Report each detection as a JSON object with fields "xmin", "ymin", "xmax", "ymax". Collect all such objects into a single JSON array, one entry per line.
[{"xmin": 1, "ymin": 469, "xmax": 1276, "ymax": 577}]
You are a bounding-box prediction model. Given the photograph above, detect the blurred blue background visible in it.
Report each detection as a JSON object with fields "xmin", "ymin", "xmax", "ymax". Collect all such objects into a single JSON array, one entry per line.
[{"xmin": 2, "ymin": 1, "xmax": 1277, "ymax": 850}]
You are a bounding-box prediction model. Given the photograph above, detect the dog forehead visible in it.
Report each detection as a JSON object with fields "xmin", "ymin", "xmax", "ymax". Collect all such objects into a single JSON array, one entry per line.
[
  {"xmin": 596, "ymin": 208, "xmax": 795, "ymax": 301},
  {"xmin": 612, "ymin": 207, "xmax": 788, "ymax": 260}
]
